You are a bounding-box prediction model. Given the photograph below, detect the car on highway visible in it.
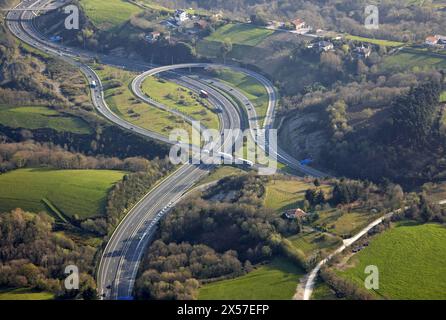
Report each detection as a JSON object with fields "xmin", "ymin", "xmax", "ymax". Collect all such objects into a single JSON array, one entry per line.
[{"xmin": 199, "ymin": 90, "xmax": 209, "ymax": 98}]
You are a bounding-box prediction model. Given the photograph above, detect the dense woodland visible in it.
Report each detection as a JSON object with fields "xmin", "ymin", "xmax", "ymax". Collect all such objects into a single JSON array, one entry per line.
[{"xmin": 0, "ymin": 208, "xmax": 98, "ymax": 299}]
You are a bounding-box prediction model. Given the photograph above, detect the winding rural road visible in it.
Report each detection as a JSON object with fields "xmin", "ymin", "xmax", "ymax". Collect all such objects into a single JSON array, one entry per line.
[{"xmin": 6, "ymin": 0, "xmax": 330, "ymax": 300}]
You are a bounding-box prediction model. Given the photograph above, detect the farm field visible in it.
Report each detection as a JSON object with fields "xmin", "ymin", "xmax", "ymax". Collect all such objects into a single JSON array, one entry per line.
[
  {"xmin": 338, "ymin": 222, "xmax": 446, "ymax": 299},
  {"xmin": 263, "ymin": 179, "xmax": 331, "ymax": 214},
  {"xmin": 79, "ymin": 0, "xmax": 142, "ymax": 30},
  {"xmin": 345, "ymin": 35, "xmax": 404, "ymax": 47},
  {"xmin": 381, "ymin": 49, "xmax": 446, "ymax": 71},
  {"xmin": 0, "ymin": 105, "xmax": 91, "ymax": 134},
  {"xmin": 198, "ymin": 258, "xmax": 304, "ymax": 300},
  {"xmin": 312, "ymin": 209, "xmax": 381, "ymax": 238},
  {"xmin": 197, "ymin": 24, "xmax": 274, "ymax": 60},
  {"xmin": 205, "ymin": 23, "xmax": 274, "ymax": 46},
  {"xmin": 0, "ymin": 168, "xmax": 125, "ymax": 220},
  {"xmin": 141, "ymin": 76, "xmax": 220, "ymax": 131},
  {"xmin": 288, "ymin": 230, "xmax": 342, "ymax": 258},
  {"xmin": 0, "ymin": 288, "xmax": 54, "ymax": 300},
  {"xmin": 95, "ymin": 65, "xmax": 195, "ymax": 140}
]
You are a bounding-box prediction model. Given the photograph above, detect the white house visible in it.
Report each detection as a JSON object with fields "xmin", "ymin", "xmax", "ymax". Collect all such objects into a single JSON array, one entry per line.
[{"xmin": 174, "ymin": 9, "xmax": 189, "ymax": 23}]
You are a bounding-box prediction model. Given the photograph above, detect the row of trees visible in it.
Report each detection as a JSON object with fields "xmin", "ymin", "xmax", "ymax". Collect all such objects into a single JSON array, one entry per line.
[{"xmin": 0, "ymin": 141, "xmax": 165, "ymax": 174}]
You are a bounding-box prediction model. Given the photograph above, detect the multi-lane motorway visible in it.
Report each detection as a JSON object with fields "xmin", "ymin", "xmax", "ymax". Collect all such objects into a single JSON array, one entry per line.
[{"xmin": 5, "ymin": 0, "xmax": 328, "ymax": 299}]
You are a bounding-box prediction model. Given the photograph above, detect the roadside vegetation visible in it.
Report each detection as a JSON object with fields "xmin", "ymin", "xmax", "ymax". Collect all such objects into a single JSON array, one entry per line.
[
  {"xmin": 204, "ymin": 67, "xmax": 270, "ymax": 125},
  {"xmin": 94, "ymin": 64, "xmax": 195, "ymax": 138},
  {"xmin": 141, "ymin": 75, "xmax": 220, "ymax": 131}
]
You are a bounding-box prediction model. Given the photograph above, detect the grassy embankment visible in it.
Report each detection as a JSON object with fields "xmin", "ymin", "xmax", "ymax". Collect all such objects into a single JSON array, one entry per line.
[
  {"xmin": 141, "ymin": 76, "xmax": 220, "ymax": 131},
  {"xmin": 94, "ymin": 65, "xmax": 197, "ymax": 140},
  {"xmin": 209, "ymin": 68, "xmax": 270, "ymax": 126}
]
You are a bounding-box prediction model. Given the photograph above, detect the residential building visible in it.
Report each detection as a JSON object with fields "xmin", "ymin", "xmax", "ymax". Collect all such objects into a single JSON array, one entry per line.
[
  {"xmin": 291, "ymin": 18, "xmax": 306, "ymax": 30},
  {"xmin": 353, "ymin": 45, "xmax": 372, "ymax": 58},
  {"xmin": 145, "ymin": 31, "xmax": 160, "ymax": 43},
  {"xmin": 174, "ymin": 9, "xmax": 189, "ymax": 23},
  {"xmin": 282, "ymin": 208, "xmax": 307, "ymax": 220}
]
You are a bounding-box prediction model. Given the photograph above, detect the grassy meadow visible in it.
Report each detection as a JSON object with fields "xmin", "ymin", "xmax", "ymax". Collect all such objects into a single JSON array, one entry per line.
[
  {"xmin": 0, "ymin": 105, "xmax": 91, "ymax": 134},
  {"xmin": 79, "ymin": 0, "xmax": 142, "ymax": 30},
  {"xmin": 0, "ymin": 288, "xmax": 54, "ymax": 300},
  {"xmin": 198, "ymin": 258, "xmax": 303, "ymax": 300},
  {"xmin": 338, "ymin": 222, "xmax": 446, "ymax": 299},
  {"xmin": 0, "ymin": 168, "xmax": 125, "ymax": 220},
  {"xmin": 205, "ymin": 23, "xmax": 274, "ymax": 46}
]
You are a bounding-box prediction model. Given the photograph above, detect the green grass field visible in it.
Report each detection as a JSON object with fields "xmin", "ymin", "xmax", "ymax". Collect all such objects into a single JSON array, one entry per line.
[
  {"xmin": 0, "ymin": 288, "xmax": 54, "ymax": 300},
  {"xmin": 198, "ymin": 258, "xmax": 303, "ymax": 300},
  {"xmin": 382, "ymin": 49, "xmax": 446, "ymax": 71},
  {"xmin": 288, "ymin": 231, "xmax": 342, "ymax": 258},
  {"xmin": 312, "ymin": 209, "xmax": 380, "ymax": 238},
  {"xmin": 141, "ymin": 76, "xmax": 220, "ymax": 131},
  {"xmin": 0, "ymin": 105, "xmax": 91, "ymax": 134},
  {"xmin": 311, "ymin": 280, "xmax": 338, "ymax": 300},
  {"xmin": 0, "ymin": 168, "xmax": 125, "ymax": 220},
  {"xmin": 263, "ymin": 179, "xmax": 331, "ymax": 214},
  {"xmin": 95, "ymin": 65, "xmax": 196, "ymax": 140},
  {"xmin": 80, "ymin": 0, "xmax": 142, "ymax": 30},
  {"xmin": 205, "ymin": 23, "xmax": 274, "ymax": 46},
  {"xmin": 345, "ymin": 35, "xmax": 404, "ymax": 47},
  {"xmin": 339, "ymin": 222, "xmax": 446, "ymax": 299},
  {"xmin": 197, "ymin": 23, "xmax": 274, "ymax": 61}
]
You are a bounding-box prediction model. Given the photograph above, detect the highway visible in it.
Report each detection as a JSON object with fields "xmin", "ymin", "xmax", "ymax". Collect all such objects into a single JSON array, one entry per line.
[{"xmin": 5, "ymin": 0, "xmax": 328, "ymax": 300}]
